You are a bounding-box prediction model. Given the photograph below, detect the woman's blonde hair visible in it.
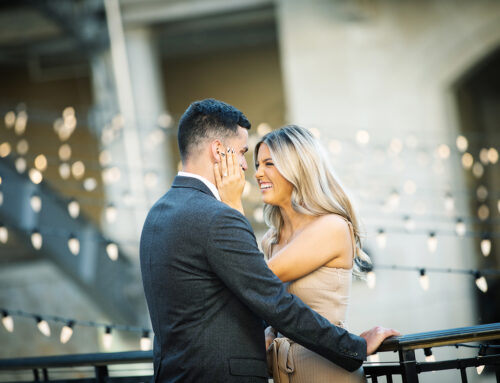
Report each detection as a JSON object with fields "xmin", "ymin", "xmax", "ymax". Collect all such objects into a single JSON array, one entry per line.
[{"xmin": 255, "ymin": 125, "xmax": 371, "ymax": 278}]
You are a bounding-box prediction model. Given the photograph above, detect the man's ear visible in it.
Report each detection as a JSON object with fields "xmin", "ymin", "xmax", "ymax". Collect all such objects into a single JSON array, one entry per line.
[{"xmin": 211, "ymin": 140, "xmax": 223, "ymax": 162}]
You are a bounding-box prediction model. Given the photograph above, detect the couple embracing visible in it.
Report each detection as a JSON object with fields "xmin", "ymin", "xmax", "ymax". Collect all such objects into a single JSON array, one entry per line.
[{"xmin": 140, "ymin": 99, "xmax": 399, "ymax": 382}]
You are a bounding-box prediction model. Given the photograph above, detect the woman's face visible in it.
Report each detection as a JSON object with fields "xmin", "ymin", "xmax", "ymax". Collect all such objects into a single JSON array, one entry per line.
[{"xmin": 255, "ymin": 143, "xmax": 294, "ymax": 207}]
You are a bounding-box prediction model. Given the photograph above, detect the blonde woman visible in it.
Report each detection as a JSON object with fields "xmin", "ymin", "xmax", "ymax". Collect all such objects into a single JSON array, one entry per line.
[{"xmin": 216, "ymin": 125, "xmax": 399, "ymax": 382}]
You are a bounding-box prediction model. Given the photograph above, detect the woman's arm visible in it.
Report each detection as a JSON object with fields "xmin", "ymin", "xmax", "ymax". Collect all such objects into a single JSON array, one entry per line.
[{"xmin": 267, "ymin": 215, "xmax": 352, "ymax": 282}]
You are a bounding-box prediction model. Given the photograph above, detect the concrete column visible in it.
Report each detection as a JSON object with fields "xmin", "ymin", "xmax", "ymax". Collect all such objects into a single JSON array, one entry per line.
[{"xmin": 90, "ymin": 1, "xmax": 175, "ymax": 257}]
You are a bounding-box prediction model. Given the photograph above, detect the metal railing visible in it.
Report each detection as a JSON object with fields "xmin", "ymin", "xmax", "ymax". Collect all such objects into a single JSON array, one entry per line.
[{"xmin": 0, "ymin": 323, "xmax": 499, "ymax": 382}]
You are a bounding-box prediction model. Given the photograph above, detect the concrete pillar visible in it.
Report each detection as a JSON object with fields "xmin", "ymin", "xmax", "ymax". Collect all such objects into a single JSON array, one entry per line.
[{"xmin": 90, "ymin": 1, "xmax": 175, "ymax": 257}]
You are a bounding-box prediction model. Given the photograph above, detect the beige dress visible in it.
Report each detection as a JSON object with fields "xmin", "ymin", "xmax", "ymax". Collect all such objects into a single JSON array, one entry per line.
[{"xmin": 271, "ymin": 220, "xmax": 366, "ymax": 383}]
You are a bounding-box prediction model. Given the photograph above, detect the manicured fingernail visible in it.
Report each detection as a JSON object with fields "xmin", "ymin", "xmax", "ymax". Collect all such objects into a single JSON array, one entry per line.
[
  {"xmin": 221, "ymin": 152, "xmax": 225, "ymax": 157},
  {"xmin": 227, "ymin": 147, "xmax": 230, "ymax": 153}
]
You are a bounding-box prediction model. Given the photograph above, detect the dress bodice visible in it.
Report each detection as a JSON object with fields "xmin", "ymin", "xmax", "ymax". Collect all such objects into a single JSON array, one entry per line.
[{"xmin": 287, "ymin": 266, "xmax": 352, "ymax": 328}]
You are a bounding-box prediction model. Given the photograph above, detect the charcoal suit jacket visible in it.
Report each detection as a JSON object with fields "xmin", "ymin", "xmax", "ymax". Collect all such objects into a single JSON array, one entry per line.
[{"xmin": 140, "ymin": 175, "xmax": 367, "ymax": 382}]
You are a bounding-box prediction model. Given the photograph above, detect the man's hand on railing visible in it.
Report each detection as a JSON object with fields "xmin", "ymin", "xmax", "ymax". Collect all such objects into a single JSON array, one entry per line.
[{"xmin": 360, "ymin": 326, "xmax": 401, "ymax": 355}]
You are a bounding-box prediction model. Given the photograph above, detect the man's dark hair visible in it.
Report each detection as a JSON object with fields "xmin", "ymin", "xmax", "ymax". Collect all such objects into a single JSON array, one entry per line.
[{"xmin": 178, "ymin": 98, "xmax": 251, "ymax": 161}]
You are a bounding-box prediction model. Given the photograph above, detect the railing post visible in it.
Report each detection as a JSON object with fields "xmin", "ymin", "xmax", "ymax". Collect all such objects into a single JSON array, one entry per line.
[
  {"xmin": 399, "ymin": 349, "xmax": 419, "ymax": 383},
  {"xmin": 32, "ymin": 368, "xmax": 39, "ymax": 382},
  {"xmin": 94, "ymin": 365, "xmax": 108, "ymax": 383},
  {"xmin": 459, "ymin": 367, "xmax": 468, "ymax": 382}
]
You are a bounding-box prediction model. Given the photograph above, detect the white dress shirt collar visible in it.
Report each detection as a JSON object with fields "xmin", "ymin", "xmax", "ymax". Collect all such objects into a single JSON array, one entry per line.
[{"xmin": 178, "ymin": 171, "xmax": 221, "ymax": 201}]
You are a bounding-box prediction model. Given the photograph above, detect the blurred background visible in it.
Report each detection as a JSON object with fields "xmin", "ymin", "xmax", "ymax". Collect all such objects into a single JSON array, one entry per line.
[{"xmin": 0, "ymin": 0, "xmax": 499, "ymax": 381}]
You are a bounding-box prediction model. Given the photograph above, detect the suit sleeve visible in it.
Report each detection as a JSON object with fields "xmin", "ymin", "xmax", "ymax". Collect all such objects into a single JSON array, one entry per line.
[{"xmin": 205, "ymin": 208, "xmax": 367, "ymax": 372}]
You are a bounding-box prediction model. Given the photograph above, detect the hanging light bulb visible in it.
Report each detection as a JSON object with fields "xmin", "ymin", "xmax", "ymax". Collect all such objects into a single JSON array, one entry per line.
[
  {"xmin": 106, "ymin": 242, "xmax": 119, "ymax": 261},
  {"xmin": 28, "ymin": 168, "xmax": 43, "ymax": 184},
  {"xmin": 480, "ymin": 236, "xmax": 491, "ymax": 257},
  {"xmin": 36, "ymin": 316, "xmax": 51, "ymax": 337},
  {"xmin": 419, "ymin": 269, "xmax": 430, "ymax": 291},
  {"xmin": 427, "ymin": 232, "xmax": 437, "ymax": 253},
  {"xmin": 68, "ymin": 234, "xmax": 80, "ymax": 256},
  {"xmin": 403, "ymin": 216, "xmax": 415, "ymax": 232},
  {"xmin": 386, "ymin": 190, "xmax": 400, "ymax": 211},
  {"xmin": 455, "ymin": 219, "xmax": 466, "ymax": 237},
  {"xmin": 475, "ymin": 272, "xmax": 488, "ymax": 293},
  {"xmin": 31, "ymin": 230, "xmax": 42, "ymax": 250},
  {"xmin": 103, "ymin": 326, "xmax": 113, "ymax": 350},
  {"xmin": 0, "ymin": 224, "xmax": 8, "ymax": 244},
  {"xmin": 140, "ymin": 330, "xmax": 151, "ymax": 351},
  {"xmin": 1, "ymin": 310, "xmax": 14, "ymax": 333},
  {"xmin": 476, "ymin": 346, "xmax": 486, "ymax": 375},
  {"xmin": 68, "ymin": 199, "xmax": 80, "ymax": 219},
  {"xmin": 59, "ymin": 163, "xmax": 71, "ymax": 180},
  {"xmin": 60, "ymin": 321, "xmax": 74, "ymax": 344},
  {"xmin": 366, "ymin": 271, "xmax": 376, "ymax": 289},
  {"xmin": 424, "ymin": 348, "xmax": 435, "ymax": 362},
  {"xmin": 376, "ymin": 229, "xmax": 387, "ymax": 249},
  {"xmin": 444, "ymin": 193, "xmax": 454, "ymax": 212},
  {"xmin": 30, "ymin": 194, "xmax": 42, "ymax": 213},
  {"xmin": 105, "ymin": 204, "xmax": 117, "ymax": 223},
  {"xmin": 15, "ymin": 157, "xmax": 26, "ymax": 173}
]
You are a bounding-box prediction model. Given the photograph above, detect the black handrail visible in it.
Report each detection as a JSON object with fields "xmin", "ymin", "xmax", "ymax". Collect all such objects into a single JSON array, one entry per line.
[
  {"xmin": 0, "ymin": 324, "xmax": 499, "ymax": 383},
  {"xmin": 377, "ymin": 322, "xmax": 500, "ymax": 352},
  {"xmin": 0, "ymin": 351, "xmax": 152, "ymax": 371}
]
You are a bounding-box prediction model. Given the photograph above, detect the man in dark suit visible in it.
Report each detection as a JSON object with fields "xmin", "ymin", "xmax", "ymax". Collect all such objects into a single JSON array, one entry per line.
[{"xmin": 140, "ymin": 99, "xmax": 397, "ymax": 382}]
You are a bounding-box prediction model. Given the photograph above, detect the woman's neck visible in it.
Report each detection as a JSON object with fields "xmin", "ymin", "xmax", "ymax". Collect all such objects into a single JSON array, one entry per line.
[{"xmin": 279, "ymin": 203, "xmax": 315, "ymax": 242}]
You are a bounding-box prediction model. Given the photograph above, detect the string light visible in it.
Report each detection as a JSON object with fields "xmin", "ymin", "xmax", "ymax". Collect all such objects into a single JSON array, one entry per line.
[
  {"xmin": 455, "ymin": 219, "xmax": 466, "ymax": 237},
  {"xmin": 83, "ymin": 177, "xmax": 97, "ymax": 191},
  {"xmin": 403, "ymin": 216, "xmax": 415, "ymax": 232},
  {"xmin": 1, "ymin": 310, "xmax": 14, "ymax": 333},
  {"xmin": 257, "ymin": 123, "xmax": 272, "ymax": 137},
  {"xmin": 60, "ymin": 321, "xmax": 75, "ymax": 344},
  {"xmin": 105, "ymin": 204, "xmax": 117, "ymax": 223},
  {"xmin": 103, "ymin": 326, "xmax": 113, "ymax": 350},
  {"xmin": 140, "ymin": 330, "xmax": 151, "ymax": 351},
  {"xmin": 474, "ymin": 272, "xmax": 488, "ymax": 293},
  {"xmin": 15, "ymin": 157, "xmax": 26, "ymax": 173},
  {"xmin": 30, "ymin": 194, "xmax": 42, "ymax": 213},
  {"xmin": 16, "ymin": 139, "xmax": 28, "ymax": 155},
  {"xmin": 366, "ymin": 271, "xmax": 376, "ymax": 289},
  {"xmin": 71, "ymin": 161, "xmax": 85, "ymax": 180},
  {"xmin": 444, "ymin": 193, "xmax": 455, "ymax": 212},
  {"xmin": 0, "ymin": 224, "xmax": 8, "ymax": 244},
  {"xmin": 424, "ymin": 348, "xmax": 435, "ymax": 362},
  {"xmin": 106, "ymin": 242, "xmax": 119, "ymax": 261},
  {"xmin": 461, "ymin": 152, "xmax": 473, "ymax": 169},
  {"xmin": 29, "ymin": 168, "xmax": 43, "ymax": 184},
  {"xmin": 59, "ymin": 163, "xmax": 71, "ymax": 179},
  {"xmin": 4, "ymin": 111, "xmax": 16, "ymax": 128},
  {"xmin": 427, "ymin": 232, "xmax": 437, "ymax": 253},
  {"xmin": 419, "ymin": 269, "xmax": 430, "ymax": 291},
  {"xmin": 488, "ymin": 148, "xmax": 499, "ymax": 164},
  {"xmin": 14, "ymin": 110, "xmax": 28, "ymax": 135},
  {"xmin": 68, "ymin": 199, "xmax": 80, "ymax": 219},
  {"xmin": 456, "ymin": 136, "xmax": 468, "ymax": 152},
  {"xmin": 356, "ymin": 130, "xmax": 370, "ymax": 146},
  {"xmin": 34, "ymin": 154, "xmax": 48, "ymax": 172},
  {"xmin": 68, "ymin": 234, "xmax": 80, "ymax": 256},
  {"xmin": 0, "ymin": 142, "xmax": 12, "ymax": 157},
  {"xmin": 0, "ymin": 191, "xmax": 3, "ymax": 206},
  {"xmin": 1, "ymin": 308, "xmax": 152, "ymax": 350},
  {"xmin": 58, "ymin": 144, "xmax": 72, "ymax": 161},
  {"xmin": 476, "ymin": 345, "xmax": 486, "ymax": 375},
  {"xmin": 31, "ymin": 230, "xmax": 42, "ymax": 250},
  {"xmin": 480, "ymin": 236, "xmax": 491, "ymax": 257},
  {"xmin": 376, "ymin": 229, "xmax": 387, "ymax": 249},
  {"xmin": 36, "ymin": 316, "xmax": 51, "ymax": 337}
]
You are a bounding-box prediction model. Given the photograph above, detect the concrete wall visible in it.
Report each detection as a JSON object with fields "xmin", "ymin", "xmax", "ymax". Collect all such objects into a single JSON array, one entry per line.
[{"xmin": 276, "ymin": 1, "xmax": 500, "ymax": 381}]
